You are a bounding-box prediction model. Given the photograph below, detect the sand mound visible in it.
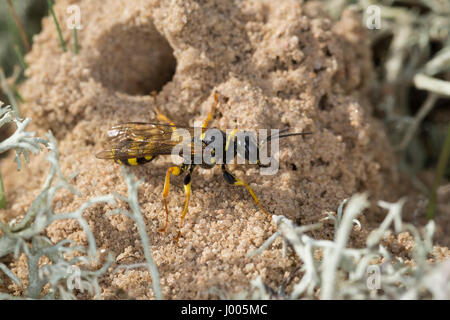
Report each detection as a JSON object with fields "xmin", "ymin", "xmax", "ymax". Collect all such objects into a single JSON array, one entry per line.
[{"xmin": 0, "ymin": 0, "xmax": 428, "ymax": 298}]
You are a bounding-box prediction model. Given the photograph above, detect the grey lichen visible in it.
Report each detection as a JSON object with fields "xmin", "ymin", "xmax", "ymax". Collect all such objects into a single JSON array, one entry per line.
[
  {"xmin": 0, "ymin": 113, "xmax": 115, "ymax": 298},
  {"xmin": 108, "ymin": 167, "xmax": 163, "ymax": 300},
  {"xmin": 0, "ymin": 102, "xmax": 162, "ymax": 299},
  {"xmin": 247, "ymin": 194, "xmax": 449, "ymax": 300},
  {"xmin": 0, "ymin": 102, "xmax": 47, "ymax": 170}
]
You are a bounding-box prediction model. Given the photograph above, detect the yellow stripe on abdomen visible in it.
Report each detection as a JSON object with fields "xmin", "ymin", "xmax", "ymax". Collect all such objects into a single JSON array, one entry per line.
[{"xmin": 127, "ymin": 158, "xmax": 138, "ymax": 166}]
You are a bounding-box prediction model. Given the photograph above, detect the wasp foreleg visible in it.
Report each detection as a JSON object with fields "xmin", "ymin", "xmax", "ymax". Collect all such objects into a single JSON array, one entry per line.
[{"xmin": 221, "ymin": 164, "xmax": 270, "ymax": 216}]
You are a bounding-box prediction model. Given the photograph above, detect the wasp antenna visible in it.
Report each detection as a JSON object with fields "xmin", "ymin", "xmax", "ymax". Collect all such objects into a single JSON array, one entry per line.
[
  {"xmin": 278, "ymin": 128, "xmax": 290, "ymax": 135},
  {"xmin": 261, "ymin": 131, "xmax": 312, "ymax": 145},
  {"xmin": 277, "ymin": 132, "xmax": 312, "ymax": 139}
]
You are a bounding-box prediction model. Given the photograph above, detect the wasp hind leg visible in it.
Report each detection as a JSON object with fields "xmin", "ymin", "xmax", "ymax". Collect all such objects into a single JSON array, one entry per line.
[
  {"xmin": 152, "ymin": 91, "xmax": 177, "ymax": 127},
  {"xmin": 174, "ymin": 165, "xmax": 195, "ymax": 243},
  {"xmin": 159, "ymin": 165, "xmax": 195, "ymax": 243},
  {"xmin": 159, "ymin": 166, "xmax": 182, "ymax": 233},
  {"xmin": 202, "ymin": 91, "xmax": 219, "ymax": 129},
  {"xmin": 221, "ymin": 164, "xmax": 270, "ymax": 216}
]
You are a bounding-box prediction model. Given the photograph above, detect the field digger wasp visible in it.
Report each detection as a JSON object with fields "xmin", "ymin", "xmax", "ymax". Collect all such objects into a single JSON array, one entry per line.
[{"xmin": 96, "ymin": 92, "xmax": 311, "ymax": 242}]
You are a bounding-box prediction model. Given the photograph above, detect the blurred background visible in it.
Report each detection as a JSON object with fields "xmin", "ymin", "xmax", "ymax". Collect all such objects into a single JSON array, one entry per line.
[{"xmin": 0, "ymin": 0, "xmax": 47, "ymax": 77}]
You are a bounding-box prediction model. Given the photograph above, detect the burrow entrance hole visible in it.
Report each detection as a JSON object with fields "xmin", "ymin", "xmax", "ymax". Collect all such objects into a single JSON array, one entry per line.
[{"xmin": 91, "ymin": 23, "xmax": 176, "ymax": 96}]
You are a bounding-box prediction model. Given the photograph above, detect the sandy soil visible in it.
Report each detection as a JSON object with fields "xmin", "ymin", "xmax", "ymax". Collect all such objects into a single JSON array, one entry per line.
[{"xmin": 0, "ymin": 0, "xmax": 448, "ymax": 299}]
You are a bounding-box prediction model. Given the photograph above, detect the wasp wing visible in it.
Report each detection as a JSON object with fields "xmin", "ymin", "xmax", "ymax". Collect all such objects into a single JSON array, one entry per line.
[
  {"xmin": 95, "ymin": 140, "xmax": 186, "ymax": 160},
  {"xmin": 96, "ymin": 122, "xmax": 205, "ymax": 160}
]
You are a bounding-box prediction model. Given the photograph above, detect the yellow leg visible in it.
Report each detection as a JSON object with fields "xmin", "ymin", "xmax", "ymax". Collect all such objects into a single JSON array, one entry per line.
[
  {"xmin": 222, "ymin": 165, "xmax": 270, "ymax": 216},
  {"xmin": 234, "ymin": 178, "xmax": 270, "ymax": 216},
  {"xmin": 159, "ymin": 166, "xmax": 181, "ymax": 232},
  {"xmin": 202, "ymin": 92, "xmax": 219, "ymax": 129},
  {"xmin": 225, "ymin": 128, "xmax": 238, "ymax": 152},
  {"xmin": 174, "ymin": 165, "xmax": 195, "ymax": 243},
  {"xmin": 174, "ymin": 180, "xmax": 191, "ymax": 243},
  {"xmin": 153, "ymin": 91, "xmax": 180, "ymax": 142},
  {"xmin": 156, "ymin": 109, "xmax": 176, "ymax": 127},
  {"xmin": 152, "ymin": 91, "xmax": 176, "ymax": 127}
]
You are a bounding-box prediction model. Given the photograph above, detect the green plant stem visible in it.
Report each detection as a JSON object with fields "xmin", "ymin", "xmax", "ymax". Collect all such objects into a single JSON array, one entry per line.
[
  {"xmin": 12, "ymin": 86, "xmax": 25, "ymax": 104},
  {"xmin": 427, "ymin": 124, "xmax": 450, "ymax": 219},
  {"xmin": 6, "ymin": 0, "xmax": 31, "ymax": 52},
  {"xmin": 0, "ymin": 68, "xmax": 20, "ymax": 118},
  {"xmin": 13, "ymin": 45, "xmax": 28, "ymax": 70},
  {"xmin": 47, "ymin": 0, "xmax": 67, "ymax": 52},
  {"xmin": 73, "ymin": 27, "xmax": 78, "ymax": 54},
  {"xmin": 0, "ymin": 172, "xmax": 5, "ymax": 209}
]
